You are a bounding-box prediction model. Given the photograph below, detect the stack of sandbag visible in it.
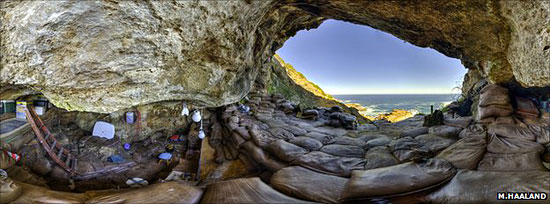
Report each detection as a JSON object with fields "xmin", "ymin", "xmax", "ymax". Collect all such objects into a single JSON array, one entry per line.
[
  {"xmin": 341, "ymin": 158, "xmax": 456, "ymax": 202},
  {"xmin": 477, "ymin": 123, "xmax": 547, "ymax": 171},
  {"xmin": 426, "ymin": 170, "xmax": 550, "ymax": 203},
  {"xmin": 476, "ymin": 84, "xmax": 514, "ymax": 123},
  {"xmin": 301, "ymin": 106, "xmax": 358, "ymax": 130},
  {"xmin": 389, "ymin": 137, "xmax": 433, "ymax": 162},
  {"xmin": 270, "ymin": 166, "xmax": 349, "ymax": 203},
  {"xmin": 201, "ymin": 177, "xmax": 312, "ymax": 203}
]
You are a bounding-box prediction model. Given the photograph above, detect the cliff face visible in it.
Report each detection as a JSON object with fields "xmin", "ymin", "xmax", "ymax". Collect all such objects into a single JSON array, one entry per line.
[
  {"xmin": 1, "ymin": 0, "xmax": 548, "ymax": 113},
  {"xmin": 252, "ymin": 55, "xmax": 368, "ymax": 123}
]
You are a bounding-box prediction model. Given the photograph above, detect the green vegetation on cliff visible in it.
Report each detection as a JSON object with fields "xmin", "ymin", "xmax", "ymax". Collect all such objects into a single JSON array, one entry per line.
[
  {"xmin": 273, "ymin": 55, "xmax": 334, "ymax": 100},
  {"xmin": 254, "ymin": 54, "xmax": 368, "ymax": 123}
]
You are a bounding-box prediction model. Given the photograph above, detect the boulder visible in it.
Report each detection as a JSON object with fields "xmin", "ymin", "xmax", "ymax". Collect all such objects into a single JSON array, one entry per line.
[{"xmin": 271, "ymin": 166, "xmax": 348, "ymax": 203}]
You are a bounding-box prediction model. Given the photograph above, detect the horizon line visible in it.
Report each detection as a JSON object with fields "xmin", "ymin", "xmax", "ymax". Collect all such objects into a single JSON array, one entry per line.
[{"xmin": 330, "ymin": 93, "xmax": 462, "ymax": 95}]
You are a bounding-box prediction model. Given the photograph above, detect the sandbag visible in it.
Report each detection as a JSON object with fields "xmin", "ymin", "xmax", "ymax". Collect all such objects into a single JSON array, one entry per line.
[
  {"xmin": 415, "ymin": 134, "xmax": 457, "ymax": 153},
  {"xmin": 328, "ymin": 136, "xmax": 367, "ymax": 148},
  {"xmin": 241, "ymin": 141, "xmax": 286, "ymax": 172},
  {"xmin": 265, "ymin": 140, "xmax": 308, "ymax": 162},
  {"xmin": 364, "ymin": 146, "xmax": 399, "ymax": 170},
  {"xmin": 281, "ymin": 125, "xmax": 307, "ymax": 136},
  {"xmin": 271, "ymin": 166, "xmax": 349, "ymax": 204},
  {"xmin": 443, "ymin": 117, "xmax": 473, "ymax": 128},
  {"xmin": 487, "ymin": 134, "xmax": 545, "ymax": 154},
  {"xmin": 365, "ymin": 136, "xmax": 391, "ymax": 148},
  {"xmin": 292, "ymin": 151, "xmax": 365, "ymax": 177},
  {"xmin": 389, "ymin": 137, "xmax": 433, "ymax": 162},
  {"xmin": 488, "ymin": 124, "xmax": 536, "ymax": 141},
  {"xmin": 528, "ymin": 125, "xmax": 550, "ymax": 144},
  {"xmin": 288, "ymin": 137, "xmax": 323, "ymax": 151},
  {"xmin": 230, "ymin": 132, "xmax": 246, "ymax": 149},
  {"xmin": 341, "ymin": 158, "xmax": 456, "ymax": 200},
  {"xmin": 249, "ymin": 128, "xmax": 276, "ymax": 148},
  {"xmin": 88, "ymin": 182, "xmax": 204, "ymax": 204},
  {"xmin": 477, "ymin": 152, "xmax": 547, "ymax": 171},
  {"xmin": 477, "ymin": 104, "xmax": 513, "ymax": 120},
  {"xmin": 458, "ymin": 124, "xmax": 486, "ymax": 139},
  {"xmin": 495, "ymin": 116, "xmax": 515, "ymax": 124},
  {"xmin": 436, "ymin": 137, "xmax": 486, "ymax": 169},
  {"xmin": 267, "ymin": 128, "xmax": 294, "ymax": 140},
  {"xmin": 400, "ymin": 127, "xmax": 429, "ymax": 138},
  {"xmin": 426, "ymin": 170, "xmax": 550, "ymax": 204},
  {"xmin": 478, "ymin": 84, "xmax": 511, "ymax": 107},
  {"xmin": 320, "ymin": 144, "xmax": 365, "ymax": 158},
  {"xmin": 233, "ymin": 126, "xmax": 250, "ymax": 140},
  {"xmin": 428, "ymin": 125, "xmax": 462, "ymax": 138},
  {"xmin": 200, "ymin": 177, "xmax": 312, "ymax": 204},
  {"xmin": 304, "ymin": 131, "xmax": 333, "ymax": 144}
]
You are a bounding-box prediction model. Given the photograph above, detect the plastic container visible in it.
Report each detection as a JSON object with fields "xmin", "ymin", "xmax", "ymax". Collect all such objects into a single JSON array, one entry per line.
[
  {"xmin": 16, "ymin": 101, "xmax": 31, "ymax": 120},
  {"xmin": 1, "ymin": 100, "xmax": 16, "ymax": 113},
  {"xmin": 125, "ymin": 111, "xmax": 135, "ymax": 124}
]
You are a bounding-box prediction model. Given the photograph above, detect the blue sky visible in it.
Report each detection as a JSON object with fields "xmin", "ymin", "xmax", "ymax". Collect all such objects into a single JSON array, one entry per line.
[{"xmin": 276, "ymin": 20, "xmax": 467, "ymax": 95}]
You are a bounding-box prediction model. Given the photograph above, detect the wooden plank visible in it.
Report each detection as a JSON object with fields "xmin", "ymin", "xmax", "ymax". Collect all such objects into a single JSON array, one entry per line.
[{"xmin": 50, "ymin": 141, "xmax": 56, "ymax": 151}]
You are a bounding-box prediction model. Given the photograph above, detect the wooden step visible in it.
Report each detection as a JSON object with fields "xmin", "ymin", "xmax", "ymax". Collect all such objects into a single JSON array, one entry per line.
[{"xmin": 50, "ymin": 141, "xmax": 57, "ymax": 151}]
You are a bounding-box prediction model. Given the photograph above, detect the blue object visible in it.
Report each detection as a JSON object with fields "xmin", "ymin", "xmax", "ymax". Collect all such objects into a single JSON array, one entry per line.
[
  {"xmin": 123, "ymin": 143, "xmax": 131, "ymax": 150},
  {"xmin": 158, "ymin": 152, "xmax": 172, "ymax": 161},
  {"xmin": 107, "ymin": 155, "xmax": 125, "ymax": 163}
]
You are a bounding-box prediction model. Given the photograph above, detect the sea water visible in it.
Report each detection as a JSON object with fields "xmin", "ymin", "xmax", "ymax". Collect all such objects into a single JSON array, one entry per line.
[{"xmin": 333, "ymin": 94, "xmax": 460, "ymax": 116}]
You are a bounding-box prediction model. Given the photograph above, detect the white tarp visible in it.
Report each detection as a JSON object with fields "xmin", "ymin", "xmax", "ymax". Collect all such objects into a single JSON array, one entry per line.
[{"xmin": 92, "ymin": 121, "xmax": 115, "ymax": 139}]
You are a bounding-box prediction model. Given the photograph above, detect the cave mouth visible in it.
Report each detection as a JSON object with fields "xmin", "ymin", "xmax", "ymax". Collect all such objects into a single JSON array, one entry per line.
[{"xmin": 276, "ymin": 19, "xmax": 467, "ymax": 119}]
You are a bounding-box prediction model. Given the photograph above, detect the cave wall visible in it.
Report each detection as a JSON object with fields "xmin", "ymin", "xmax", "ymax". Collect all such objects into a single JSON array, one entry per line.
[{"xmin": 1, "ymin": 0, "xmax": 548, "ymax": 113}]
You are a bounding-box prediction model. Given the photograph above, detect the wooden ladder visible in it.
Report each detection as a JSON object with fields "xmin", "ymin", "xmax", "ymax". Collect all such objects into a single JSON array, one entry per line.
[{"xmin": 25, "ymin": 106, "xmax": 78, "ymax": 175}]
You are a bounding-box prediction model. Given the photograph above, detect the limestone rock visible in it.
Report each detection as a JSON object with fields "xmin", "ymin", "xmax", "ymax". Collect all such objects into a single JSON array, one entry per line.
[{"xmin": 2, "ymin": 1, "xmax": 548, "ymax": 112}]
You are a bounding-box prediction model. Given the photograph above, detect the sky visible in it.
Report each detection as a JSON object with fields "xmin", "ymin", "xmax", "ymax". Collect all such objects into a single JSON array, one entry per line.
[{"xmin": 276, "ymin": 20, "xmax": 467, "ymax": 95}]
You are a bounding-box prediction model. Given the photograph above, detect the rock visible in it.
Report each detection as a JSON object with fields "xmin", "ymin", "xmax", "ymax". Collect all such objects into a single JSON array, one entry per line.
[
  {"xmin": 271, "ymin": 166, "xmax": 348, "ymax": 204},
  {"xmin": 320, "ymin": 144, "xmax": 365, "ymax": 158},
  {"xmin": 423, "ymin": 110, "xmax": 444, "ymax": 127},
  {"xmin": 288, "ymin": 137, "xmax": 323, "ymax": 151},
  {"xmin": 363, "ymin": 146, "xmax": 399, "ymax": 170},
  {"xmin": 1, "ymin": 1, "xmax": 548, "ymax": 112}
]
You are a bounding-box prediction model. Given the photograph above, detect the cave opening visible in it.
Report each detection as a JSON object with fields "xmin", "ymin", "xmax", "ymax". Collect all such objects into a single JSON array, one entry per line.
[{"xmin": 275, "ymin": 20, "xmax": 467, "ymax": 120}]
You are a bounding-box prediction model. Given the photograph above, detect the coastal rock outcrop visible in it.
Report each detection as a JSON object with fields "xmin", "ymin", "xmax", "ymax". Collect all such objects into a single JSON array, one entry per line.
[{"xmin": 2, "ymin": 1, "xmax": 548, "ymax": 112}]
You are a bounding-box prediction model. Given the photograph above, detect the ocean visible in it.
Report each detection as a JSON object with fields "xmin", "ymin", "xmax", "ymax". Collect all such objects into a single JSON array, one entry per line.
[{"xmin": 333, "ymin": 94, "xmax": 460, "ymax": 116}]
